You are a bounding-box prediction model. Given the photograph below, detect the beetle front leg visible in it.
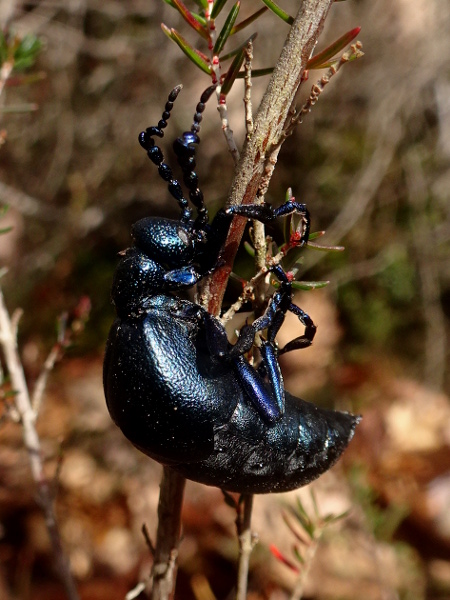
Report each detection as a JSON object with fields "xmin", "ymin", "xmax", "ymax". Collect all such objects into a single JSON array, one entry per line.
[{"xmin": 227, "ymin": 200, "xmax": 310, "ymax": 245}]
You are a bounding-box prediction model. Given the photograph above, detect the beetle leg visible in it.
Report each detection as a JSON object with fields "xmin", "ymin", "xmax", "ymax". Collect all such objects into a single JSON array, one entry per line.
[
  {"xmin": 227, "ymin": 201, "xmax": 310, "ymax": 246},
  {"xmin": 279, "ymin": 303, "xmax": 317, "ymax": 355},
  {"xmin": 196, "ymin": 310, "xmax": 282, "ymax": 425},
  {"xmin": 233, "ymin": 355, "xmax": 282, "ymax": 424},
  {"xmin": 244, "ymin": 265, "xmax": 317, "ymax": 413}
]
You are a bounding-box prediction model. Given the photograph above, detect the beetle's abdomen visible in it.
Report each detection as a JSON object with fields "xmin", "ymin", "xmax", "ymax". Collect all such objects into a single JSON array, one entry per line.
[{"xmin": 170, "ymin": 391, "xmax": 360, "ymax": 493}]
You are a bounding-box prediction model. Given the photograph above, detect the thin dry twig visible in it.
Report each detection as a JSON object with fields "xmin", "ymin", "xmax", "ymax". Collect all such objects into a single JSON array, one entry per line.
[
  {"xmin": 198, "ymin": 0, "xmax": 336, "ymax": 315},
  {"xmin": 151, "ymin": 467, "xmax": 186, "ymax": 600},
  {"xmin": 243, "ymin": 40, "xmax": 254, "ymax": 139},
  {"xmin": 31, "ymin": 340, "xmax": 62, "ymax": 414},
  {"xmin": 151, "ymin": 4, "xmax": 336, "ymax": 599},
  {"xmin": 0, "ymin": 286, "xmax": 79, "ymax": 600},
  {"xmin": 282, "ymin": 42, "xmax": 364, "ymax": 141},
  {"xmin": 217, "ymin": 98, "xmax": 241, "ymax": 165},
  {"xmin": 236, "ymin": 494, "xmax": 257, "ymax": 600}
]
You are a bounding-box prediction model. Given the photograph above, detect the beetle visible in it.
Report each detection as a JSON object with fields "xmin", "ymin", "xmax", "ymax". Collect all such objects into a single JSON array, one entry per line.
[{"xmin": 103, "ymin": 86, "xmax": 359, "ymax": 494}]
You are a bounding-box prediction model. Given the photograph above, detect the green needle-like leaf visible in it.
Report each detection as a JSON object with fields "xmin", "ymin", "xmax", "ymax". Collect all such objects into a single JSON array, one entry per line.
[
  {"xmin": 161, "ymin": 25, "xmax": 211, "ymax": 74},
  {"xmin": 230, "ymin": 7, "xmax": 267, "ymax": 35},
  {"xmin": 291, "ymin": 280, "xmax": 330, "ymax": 291},
  {"xmin": 283, "ymin": 213, "xmax": 292, "ymax": 246},
  {"xmin": 293, "ymin": 545, "xmax": 305, "ymax": 564},
  {"xmin": 164, "ymin": 0, "xmax": 208, "ymax": 16},
  {"xmin": 211, "ymin": 0, "xmax": 229, "ymax": 19},
  {"xmin": 243, "ymin": 241, "xmax": 256, "ymax": 257},
  {"xmin": 260, "ymin": 0, "xmax": 293, "ymax": 24},
  {"xmin": 13, "ymin": 34, "xmax": 42, "ymax": 71},
  {"xmin": 310, "ymin": 490, "xmax": 320, "ymax": 519},
  {"xmin": 323, "ymin": 509, "xmax": 351, "ymax": 524},
  {"xmin": 221, "ymin": 47, "xmax": 245, "ymax": 95},
  {"xmin": 168, "ymin": 0, "xmax": 209, "ymax": 40},
  {"xmin": 214, "ymin": 1, "xmax": 240, "ymax": 54},
  {"xmin": 290, "ymin": 505, "xmax": 314, "ymax": 539},
  {"xmin": 307, "ymin": 241, "xmax": 345, "ymax": 252},
  {"xmin": 192, "ymin": 11, "xmax": 207, "ymax": 26},
  {"xmin": 219, "ymin": 32, "xmax": 258, "ymax": 61},
  {"xmin": 192, "ymin": 0, "xmax": 208, "ymax": 10},
  {"xmin": 307, "ymin": 26, "xmax": 361, "ymax": 69},
  {"xmin": 282, "ymin": 512, "xmax": 310, "ymax": 545},
  {"xmin": 308, "ymin": 230, "xmax": 325, "ymax": 241}
]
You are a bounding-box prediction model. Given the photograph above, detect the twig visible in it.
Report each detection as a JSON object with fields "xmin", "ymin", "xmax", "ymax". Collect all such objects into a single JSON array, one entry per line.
[
  {"xmin": 243, "ymin": 40, "xmax": 254, "ymax": 139},
  {"xmin": 31, "ymin": 341, "xmax": 62, "ymax": 414},
  {"xmin": 221, "ymin": 266, "xmax": 268, "ymax": 324},
  {"xmin": 151, "ymin": 467, "xmax": 186, "ymax": 600},
  {"xmin": 152, "ymin": 4, "xmax": 336, "ymax": 599},
  {"xmin": 236, "ymin": 494, "xmax": 257, "ymax": 600},
  {"xmin": 198, "ymin": 0, "xmax": 336, "ymax": 315},
  {"xmin": 0, "ymin": 286, "xmax": 79, "ymax": 600},
  {"xmin": 282, "ymin": 42, "xmax": 364, "ymax": 142},
  {"xmin": 217, "ymin": 97, "xmax": 240, "ymax": 165},
  {"xmin": 289, "ymin": 534, "xmax": 320, "ymax": 600}
]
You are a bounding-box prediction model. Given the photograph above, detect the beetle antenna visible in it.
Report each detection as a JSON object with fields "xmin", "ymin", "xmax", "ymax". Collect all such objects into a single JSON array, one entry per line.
[
  {"xmin": 173, "ymin": 85, "xmax": 217, "ymax": 229},
  {"xmin": 138, "ymin": 85, "xmax": 192, "ymax": 223}
]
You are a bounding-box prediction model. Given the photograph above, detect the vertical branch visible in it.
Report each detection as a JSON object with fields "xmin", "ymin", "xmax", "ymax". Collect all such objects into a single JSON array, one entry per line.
[
  {"xmin": 243, "ymin": 40, "xmax": 254, "ymax": 139},
  {"xmin": 200, "ymin": 1, "xmax": 334, "ymax": 594},
  {"xmin": 0, "ymin": 287, "xmax": 79, "ymax": 600},
  {"xmin": 236, "ymin": 494, "xmax": 256, "ymax": 600},
  {"xmin": 152, "ymin": 3, "xmax": 335, "ymax": 598},
  {"xmin": 151, "ymin": 467, "xmax": 186, "ymax": 600},
  {"xmin": 199, "ymin": 0, "xmax": 335, "ymax": 315}
]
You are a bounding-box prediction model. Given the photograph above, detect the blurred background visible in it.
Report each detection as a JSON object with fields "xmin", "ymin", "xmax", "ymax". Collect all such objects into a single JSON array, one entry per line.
[{"xmin": 0, "ymin": 0, "xmax": 449, "ymax": 598}]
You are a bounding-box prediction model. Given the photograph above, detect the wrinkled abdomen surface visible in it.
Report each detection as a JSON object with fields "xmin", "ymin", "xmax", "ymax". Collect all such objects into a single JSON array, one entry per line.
[{"xmin": 171, "ymin": 391, "xmax": 360, "ymax": 493}]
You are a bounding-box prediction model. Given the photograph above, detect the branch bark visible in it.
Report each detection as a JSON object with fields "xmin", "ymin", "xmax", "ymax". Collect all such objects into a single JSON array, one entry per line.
[
  {"xmin": 151, "ymin": 467, "xmax": 186, "ymax": 600},
  {"xmin": 0, "ymin": 287, "xmax": 79, "ymax": 600},
  {"xmin": 199, "ymin": 0, "xmax": 335, "ymax": 315}
]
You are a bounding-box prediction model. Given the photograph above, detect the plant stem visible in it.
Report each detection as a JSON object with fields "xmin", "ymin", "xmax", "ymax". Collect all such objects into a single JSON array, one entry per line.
[
  {"xmin": 0, "ymin": 287, "xmax": 79, "ymax": 600},
  {"xmin": 236, "ymin": 494, "xmax": 255, "ymax": 600},
  {"xmin": 151, "ymin": 3, "xmax": 335, "ymax": 598},
  {"xmin": 151, "ymin": 467, "xmax": 186, "ymax": 600},
  {"xmin": 199, "ymin": 0, "xmax": 335, "ymax": 315}
]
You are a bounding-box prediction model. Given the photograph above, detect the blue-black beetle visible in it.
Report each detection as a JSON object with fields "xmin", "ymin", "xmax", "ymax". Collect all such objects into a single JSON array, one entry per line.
[{"xmin": 103, "ymin": 86, "xmax": 359, "ymax": 493}]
